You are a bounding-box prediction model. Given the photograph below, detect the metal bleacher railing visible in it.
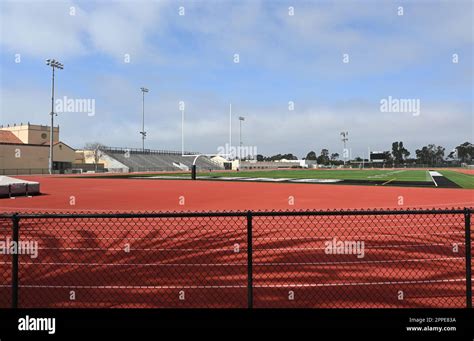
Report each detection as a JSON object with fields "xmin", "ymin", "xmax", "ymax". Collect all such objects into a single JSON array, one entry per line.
[
  {"xmin": 100, "ymin": 146, "xmax": 198, "ymax": 156},
  {"xmin": 100, "ymin": 146, "xmax": 223, "ymax": 171},
  {"xmin": 0, "ymin": 208, "xmax": 471, "ymax": 308}
]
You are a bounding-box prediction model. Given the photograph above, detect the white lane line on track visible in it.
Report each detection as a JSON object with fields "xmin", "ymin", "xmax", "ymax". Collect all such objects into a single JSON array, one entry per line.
[
  {"xmin": 1, "ymin": 256, "xmax": 463, "ymax": 267},
  {"xmin": 16, "ymin": 222, "xmax": 463, "ymax": 234},
  {"xmin": 32, "ymin": 242, "xmax": 464, "ymax": 252},
  {"xmin": 254, "ymin": 278, "xmax": 465, "ymax": 288},
  {"xmin": 2, "ymin": 230, "xmax": 463, "ymax": 242},
  {"xmin": 0, "ymin": 278, "xmax": 464, "ymax": 290}
]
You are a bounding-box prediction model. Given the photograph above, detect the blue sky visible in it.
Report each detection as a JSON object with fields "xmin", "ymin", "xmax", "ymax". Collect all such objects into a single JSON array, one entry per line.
[{"xmin": 0, "ymin": 0, "xmax": 472, "ymax": 158}]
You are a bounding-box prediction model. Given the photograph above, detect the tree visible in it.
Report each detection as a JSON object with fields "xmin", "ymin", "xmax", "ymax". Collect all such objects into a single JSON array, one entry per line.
[
  {"xmin": 305, "ymin": 151, "xmax": 317, "ymax": 161},
  {"xmin": 256, "ymin": 154, "xmax": 264, "ymax": 162},
  {"xmin": 317, "ymin": 149, "xmax": 330, "ymax": 165},
  {"xmin": 415, "ymin": 144, "xmax": 445, "ymax": 166},
  {"xmin": 454, "ymin": 142, "xmax": 473, "ymax": 163},
  {"xmin": 382, "ymin": 151, "xmax": 393, "ymax": 166},
  {"xmin": 391, "ymin": 141, "xmax": 410, "ymax": 164},
  {"xmin": 84, "ymin": 142, "xmax": 105, "ymax": 171},
  {"xmin": 330, "ymin": 153, "xmax": 339, "ymax": 161},
  {"xmin": 264, "ymin": 153, "xmax": 298, "ymax": 161},
  {"xmin": 435, "ymin": 145, "xmax": 445, "ymax": 165}
]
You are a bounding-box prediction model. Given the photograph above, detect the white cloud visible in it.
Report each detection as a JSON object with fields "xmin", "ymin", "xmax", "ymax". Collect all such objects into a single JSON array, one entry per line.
[
  {"xmin": 0, "ymin": 0, "xmax": 87, "ymax": 58},
  {"xmin": 0, "ymin": 0, "xmax": 164, "ymax": 61}
]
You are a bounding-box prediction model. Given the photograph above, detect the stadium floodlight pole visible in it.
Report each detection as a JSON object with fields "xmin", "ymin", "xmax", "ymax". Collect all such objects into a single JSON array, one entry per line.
[
  {"xmin": 340, "ymin": 131, "xmax": 349, "ymax": 166},
  {"xmin": 229, "ymin": 104, "xmax": 232, "ymax": 152},
  {"xmin": 46, "ymin": 59, "xmax": 64, "ymax": 175},
  {"xmin": 140, "ymin": 87, "xmax": 149, "ymax": 151},
  {"xmin": 239, "ymin": 116, "xmax": 245, "ymax": 148}
]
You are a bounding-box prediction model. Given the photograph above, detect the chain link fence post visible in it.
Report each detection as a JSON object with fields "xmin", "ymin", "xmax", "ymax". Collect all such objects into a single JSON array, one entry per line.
[
  {"xmin": 11, "ymin": 213, "xmax": 19, "ymax": 309},
  {"xmin": 465, "ymin": 208, "xmax": 472, "ymax": 308},
  {"xmin": 247, "ymin": 210, "xmax": 253, "ymax": 309}
]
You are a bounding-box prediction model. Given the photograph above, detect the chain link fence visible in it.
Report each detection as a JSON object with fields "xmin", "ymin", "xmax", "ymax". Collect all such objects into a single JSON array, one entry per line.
[
  {"xmin": 0, "ymin": 215, "xmax": 12, "ymax": 308},
  {"xmin": 0, "ymin": 209, "xmax": 471, "ymax": 308}
]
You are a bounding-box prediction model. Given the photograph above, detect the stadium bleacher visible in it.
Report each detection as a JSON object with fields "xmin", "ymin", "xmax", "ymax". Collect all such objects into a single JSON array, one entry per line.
[{"xmin": 101, "ymin": 147, "xmax": 223, "ymax": 172}]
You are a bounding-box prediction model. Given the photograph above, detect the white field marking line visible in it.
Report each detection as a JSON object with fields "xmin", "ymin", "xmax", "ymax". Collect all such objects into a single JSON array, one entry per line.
[
  {"xmin": 429, "ymin": 171, "xmax": 439, "ymax": 187},
  {"xmin": 367, "ymin": 170, "xmax": 406, "ymax": 179},
  {"xmin": 5, "ymin": 256, "xmax": 463, "ymax": 267},
  {"xmin": 0, "ymin": 278, "xmax": 464, "ymax": 290},
  {"xmin": 33, "ymin": 242, "xmax": 465, "ymax": 253},
  {"xmin": 218, "ymin": 177, "xmax": 343, "ymax": 183},
  {"xmin": 18, "ymin": 222, "xmax": 463, "ymax": 234},
  {"xmin": 381, "ymin": 178, "xmax": 396, "ymax": 186}
]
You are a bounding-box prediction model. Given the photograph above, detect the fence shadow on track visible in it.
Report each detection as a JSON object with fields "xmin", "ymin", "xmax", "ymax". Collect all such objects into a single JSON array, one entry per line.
[{"xmin": 0, "ymin": 208, "xmax": 471, "ymax": 309}]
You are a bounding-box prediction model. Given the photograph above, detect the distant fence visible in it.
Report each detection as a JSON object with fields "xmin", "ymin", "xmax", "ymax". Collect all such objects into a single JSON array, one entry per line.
[
  {"xmin": 0, "ymin": 168, "xmax": 107, "ymax": 176},
  {"xmin": 0, "ymin": 169, "xmax": 51, "ymax": 176},
  {"xmin": 0, "ymin": 208, "xmax": 471, "ymax": 308},
  {"xmin": 101, "ymin": 146, "xmax": 198, "ymax": 156}
]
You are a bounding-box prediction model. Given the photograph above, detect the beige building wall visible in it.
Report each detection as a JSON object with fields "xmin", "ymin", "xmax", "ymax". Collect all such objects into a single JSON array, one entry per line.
[
  {"xmin": 75, "ymin": 151, "xmax": 85, "ymax": 163},
  {"xmin": 53, "ymin": 142, "xmax": 76, "ymax": 162},
  {"xmin": 1, "ymin": 124, "xmax": 59, "ymax": 145},
  {"xmin": 0, "ymin": 143, "xmax": 75, "ymax": 170},
  {"xmin": 0, "ymin": 144, "xmax": 49, "ymax": 169}
]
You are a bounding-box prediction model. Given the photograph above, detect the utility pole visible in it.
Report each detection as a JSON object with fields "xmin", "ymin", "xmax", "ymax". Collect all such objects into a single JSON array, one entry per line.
[
  {"xmin": 140, "ymin": 87, "xmax": 149, "ymax": 151},
  {"xmin": 239, "ymin": 116, "xmax": 245, "ymax": 147},
  {"xmin": 46, "ymin": 59, "xmax": 64, "ymax": 174}
]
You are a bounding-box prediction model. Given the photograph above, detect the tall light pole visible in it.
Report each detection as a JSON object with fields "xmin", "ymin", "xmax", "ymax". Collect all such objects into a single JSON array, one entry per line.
[
  {"xmin": 46, "ymin": 59, "xmax": 64, "ymax": 174},
  {"xmin": 239, "ymin": 116, "xmax": 245, "ymax": 148},
  {"xmin": 340, "ymin": 131, "xmax": 349, "ymax": 166},
  {"xmin": 140, "ymin": 87, "xmax": 149, "ymax": 151}
]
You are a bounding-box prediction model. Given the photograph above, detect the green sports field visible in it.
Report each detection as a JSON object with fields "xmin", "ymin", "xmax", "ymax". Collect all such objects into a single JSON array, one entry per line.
[
  {"xmin": 199, "ymin": 169, "xmax": 428, "ymax": 181},
  {"xmin": 92, "ymin": 168, "xmax": 474, "ymax": 189},
  {"xmin": 180, "ymin": 168, "xmax": 473, "ymax": 188},
  {"xmin": 439, "ymin": 170, "xmax": 474, "ymax": 189}
]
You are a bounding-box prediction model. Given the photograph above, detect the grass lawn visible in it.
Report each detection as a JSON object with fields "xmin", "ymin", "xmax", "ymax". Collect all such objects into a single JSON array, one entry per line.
[
  {"xmin": 439, "ymin": 170, "xmax": 474, "ymax": 189},
  {"xmin": 87, "ymin": 168, "xmax": 474, "ymax": 189},
  {"xmin": 190, "ymin": 169, "xmax": 430, "ymax": 182}
]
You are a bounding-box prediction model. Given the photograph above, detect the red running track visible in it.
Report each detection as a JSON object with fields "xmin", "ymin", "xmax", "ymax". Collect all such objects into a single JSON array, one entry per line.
[
  {"xmin": 0, "ymin": 175, "xmax": 472, "ymax": 212},
  {"xmin": 0, "ymin": 176, "xmax": 472, "ymax": 308}
]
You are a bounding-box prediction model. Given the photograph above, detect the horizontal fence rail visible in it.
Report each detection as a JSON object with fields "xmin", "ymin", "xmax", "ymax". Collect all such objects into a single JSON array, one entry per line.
[{"xmin": 0, "ymin": 208, "xmax": 471, "ymax": 309}]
